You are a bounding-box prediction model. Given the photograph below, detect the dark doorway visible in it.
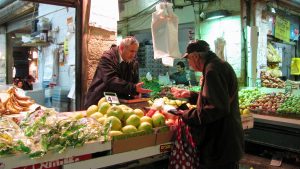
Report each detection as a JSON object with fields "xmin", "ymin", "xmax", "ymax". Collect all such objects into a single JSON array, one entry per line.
[{"xmin": 13, "ymin": 47, "xmax": 30, "ymax": 78}]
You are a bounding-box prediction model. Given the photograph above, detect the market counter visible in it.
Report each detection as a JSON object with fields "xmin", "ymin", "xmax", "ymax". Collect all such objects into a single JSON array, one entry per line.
[
  {"xmin": 63, "ymin": 142, "xmax": 172, "ymax": 169},
  {"xmin": 0, "ymin": 141, "xmax": 111, "ymax": 169},
  {"xmin": 245, "ymin": 114, "xmax": 300, "ymax": 153},
  {"xmin": 0, "ymin": 114, "xmax": 253, "ymax": 169},
  {"xmin": 119, "ymin": 98, "xmax": 150, "ymax": 110}
]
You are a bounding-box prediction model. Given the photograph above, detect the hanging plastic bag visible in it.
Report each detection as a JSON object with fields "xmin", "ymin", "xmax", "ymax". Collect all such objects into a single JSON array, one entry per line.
[
  {"xmin": 291, "ymin": 58, "xmax": 300, "ymax": 75},
  {"xmin": 151, "ymin": 2, "xmax": 181, "ymax": 65}
]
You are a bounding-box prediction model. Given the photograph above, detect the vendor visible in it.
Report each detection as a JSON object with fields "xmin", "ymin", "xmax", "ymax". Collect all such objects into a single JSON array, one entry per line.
[
  {"xmin": 170, "ymin": 61, "xmax": 189, "ymax": 85},
  {"xmin": 84, "ymin": 36, "xmax": 152, "ymax": 109}
]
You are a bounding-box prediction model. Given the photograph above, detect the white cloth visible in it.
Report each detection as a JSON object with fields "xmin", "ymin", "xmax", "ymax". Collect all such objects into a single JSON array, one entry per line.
[
  {"xmin": 67, "ymin": 65, "xmax": 76, "ymax": 99},
  {"xmin": 214, "ymin": 37, "xmax": 226, "ymax": 60},
  {"xmin": 151, "ymin": 2, "xmax": 181, "ymax": 66},
  {"xmin": 89, "ymin": 0, "xmax": 119, "ymax": 32}
]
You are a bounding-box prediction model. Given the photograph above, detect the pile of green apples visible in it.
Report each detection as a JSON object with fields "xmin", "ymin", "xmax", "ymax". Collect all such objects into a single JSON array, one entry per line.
[
  {"xmin": 239, "ymin": 88, "xmax": 264, "ymax": 110},
  {"xmin": 277, "ymin": 95, "xmax": 300, "ymax": 114},
  {"xmin": 80, "ymin": 97, "xmax": 166, "ymax": 138}
]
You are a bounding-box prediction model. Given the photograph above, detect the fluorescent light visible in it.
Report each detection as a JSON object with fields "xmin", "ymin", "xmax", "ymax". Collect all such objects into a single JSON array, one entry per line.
[{"xmin": 205, "ymin": 10, "xmax": 230, "ymax": 20}]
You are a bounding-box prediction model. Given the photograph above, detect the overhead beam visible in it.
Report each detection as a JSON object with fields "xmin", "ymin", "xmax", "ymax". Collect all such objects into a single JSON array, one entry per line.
[
  {"xmin": 0, "ymin": 1, "xmax": 34, "ymax": 25},
  {"xmin": 261, "ymin": 0, "xmax": 300, "ymax": 14},
  {"xmin": 6, "ymin": 13, "xmax": 34, "ymax": 33},
  {"xmin": 0, "ymin": 0, "xmax": 15, "ymax": 9},
  {"xmin": 277, "ymin": 0, "xmax": 300, "ymax": 14},
  {"xmin": 21, "ymin": 0, "xmax": 77, "ymax": 7}
]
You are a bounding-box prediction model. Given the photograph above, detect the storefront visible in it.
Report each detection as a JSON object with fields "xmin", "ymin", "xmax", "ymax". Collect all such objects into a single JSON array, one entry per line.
[{"xmin": 240, "ymin": 0, "xmax": 300, "ymax": 162}]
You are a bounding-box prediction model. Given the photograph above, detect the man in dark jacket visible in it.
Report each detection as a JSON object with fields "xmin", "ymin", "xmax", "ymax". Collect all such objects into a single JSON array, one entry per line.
[
  {"xmin": 171, "ymin": 40, "xmax": 244, "ymax": 169},
  {"xmin": 84, "ymin": 37, "xmax": 152, "ymax": 108}
]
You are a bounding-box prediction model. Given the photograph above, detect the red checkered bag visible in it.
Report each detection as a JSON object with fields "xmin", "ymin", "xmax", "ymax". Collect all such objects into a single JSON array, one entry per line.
[{"xmin": 168, "ymin": 118, "xmax": 200, "ymax": 169}]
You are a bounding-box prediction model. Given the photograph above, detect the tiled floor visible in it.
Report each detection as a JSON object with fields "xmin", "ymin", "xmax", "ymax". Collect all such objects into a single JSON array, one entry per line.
[{"xmin": 240, "ymin": 154, "xmax": 300, "ymax": 169}]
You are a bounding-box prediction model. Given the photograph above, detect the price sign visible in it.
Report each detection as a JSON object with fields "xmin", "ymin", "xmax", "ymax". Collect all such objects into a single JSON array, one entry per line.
[
  {"xmin": 104, "ymin": 92, "xmax": 120, "ymax": 104},
  {"xmin": 160, "ymin": 143, "xmax": 173, "ymax": 153},
  {"xmin": 275, "ymin": 16, "xmax": 290, "ymax": 42}
]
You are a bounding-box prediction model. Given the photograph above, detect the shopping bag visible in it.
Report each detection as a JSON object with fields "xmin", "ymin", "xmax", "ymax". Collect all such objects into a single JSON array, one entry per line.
[
  {"xmin": 168, "ymin": 118, "xmax": 200, "ymax": 169},
  {"xmin": 291, "ymin": 58, "xmax": 300, "ymax": 75}
]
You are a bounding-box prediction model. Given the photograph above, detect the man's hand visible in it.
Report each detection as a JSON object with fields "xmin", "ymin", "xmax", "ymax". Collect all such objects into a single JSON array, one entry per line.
[
  {"xmin": 136, "ymin": 82, "xmax": 152, "ymax": 94},
  {"xmin": 170, "ymin": 87, "xmax": 190, "ymax": 98}
]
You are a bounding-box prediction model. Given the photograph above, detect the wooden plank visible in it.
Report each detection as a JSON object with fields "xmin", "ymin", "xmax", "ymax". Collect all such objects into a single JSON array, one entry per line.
[{"xmin": 119, "ymin": 98, "xmax": 150, "ymax": 103}]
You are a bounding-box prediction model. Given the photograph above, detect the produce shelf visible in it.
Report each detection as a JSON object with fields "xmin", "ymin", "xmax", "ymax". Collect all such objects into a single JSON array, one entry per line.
[
  {"xmin": 253, "ymin": 114, "xmax": 300, "ymax": 129},
  {"xmin": 246, "ymin": 114, "xmax": 300, "ymax": 153},
  {"xmin": 63, "ymin": 142, "xmax": 172, "ymax": 169},
  {"xmin": 0, "ymin": 141, "xmax": 111, "ymax": 169}
]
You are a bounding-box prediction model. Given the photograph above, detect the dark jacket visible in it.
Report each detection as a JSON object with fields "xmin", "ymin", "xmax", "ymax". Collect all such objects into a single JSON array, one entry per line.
[
  {"xmin": 182, "ymin": 51, "xmax": 244, "ymax": 167},
  {"xmin": 84, "ymin": 48, "xmax": 139, "ymax": 108},
  {"xmin": 170, "ymin": 72, "xmax": 189, "ymax": 85}
]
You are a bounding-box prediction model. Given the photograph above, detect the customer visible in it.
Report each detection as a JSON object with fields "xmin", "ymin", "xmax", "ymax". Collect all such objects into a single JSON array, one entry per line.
[
  {"xmin": 13, "ymin": 77, "xmax": 23, "ymax": 89},
  {"xmin": 170, "ymin": 61, "xmax": 189, "ymax": 85},
  {"xmin": 170, "ymin": 40, "xmax": 244, "ymax": 169},
  {"xmin": 84, "ymin": 36, "xmax": 152, "ymax": 108},
  {"xmin": 23, "ymin": 75, "xmax": 35, "ymax": 90}
]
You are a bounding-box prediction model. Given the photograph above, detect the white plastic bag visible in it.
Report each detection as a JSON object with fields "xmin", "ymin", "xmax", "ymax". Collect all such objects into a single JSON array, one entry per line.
[{"xmin": 151, "ymin": 2, "xmax": 181, "ymax": 64}]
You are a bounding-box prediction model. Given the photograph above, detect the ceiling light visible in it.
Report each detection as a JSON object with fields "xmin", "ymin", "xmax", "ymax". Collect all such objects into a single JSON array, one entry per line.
[{"xmin": 205, "ymin": 10, "xmax": 230, "ymax": 20}]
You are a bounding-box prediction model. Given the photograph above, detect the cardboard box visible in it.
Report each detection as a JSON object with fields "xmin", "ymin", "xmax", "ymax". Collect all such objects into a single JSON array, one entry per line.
[
  {"xmin": 242, "ymin": 114, "xmax": 254, "ymax": 129},
  {"xmin": 155, "ymin": 126, "xmax": 175, "ymax": 145},
  {"xmin": 111, "ymin": 132, "xmax": 156, "ymax": 154}
]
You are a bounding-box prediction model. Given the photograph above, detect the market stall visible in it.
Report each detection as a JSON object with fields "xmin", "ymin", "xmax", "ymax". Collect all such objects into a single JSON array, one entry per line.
[
  {"xmin": 239, "ymin": 87, "xmax": 300, "ymax": 154},
  {"xmin": 0, "ymin": 86, "xmax": 253, "ymax": 169}
]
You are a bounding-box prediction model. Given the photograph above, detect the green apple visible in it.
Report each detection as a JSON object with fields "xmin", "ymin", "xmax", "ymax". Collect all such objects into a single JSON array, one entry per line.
[
  {"xmin": 86, "ymin": 105, "xmax": 98, "ymax": 116},
  {"xmin": 97, "ymin": 116, "xmax": 107, "ymax": 125},
  {"xmin": 140, "ymin": 116, "xmax": 153, "ymax": 126},
  {"xmin": 122, "ymin": 125, "xmax": 138, "ymax": 134},
  {"xmin": 125, "ymin": 114, "xmax": 141, "ymax": 127},
  {"xmin": 109, "ymin": 130, "xmax": 123, "ymax": 137},
  {"xmin": 72, "ymin": 112, "xmax": 84, "ymax": 120},
  {"xmin": 104, "ymin": 116, "xmax": 122, "ymax": 131},
  {"xmin": 97, "ymin": 97, "xmax": 107, "ymax": 107},
  {"xmin": 122, "ymin": 108, "xmax": 135, "ymax": 121},
  {"xmin": 152, "ymin": 112, "xmax": 166, "ymax": 127},
  {"xmin": 118, "ymin": 104, "xmax": 132, "ymax": 110},
  {"xmin": 133, "ymin": 108, "xmax": 144, "ymax": 118},
  {"xmin": 138, "ymin": 122, "xmax": 153, "ymax": 132},
  {"xmin": 90, "ymin": 112, "xmax": 103, "ymax": 119},
  {"xmin": 106, "ymin": 105, "xmax": 124, "ymax": 120},
  {"xmin": 98, "ymin": 102, "xmax": 111, "ymax": 114}
]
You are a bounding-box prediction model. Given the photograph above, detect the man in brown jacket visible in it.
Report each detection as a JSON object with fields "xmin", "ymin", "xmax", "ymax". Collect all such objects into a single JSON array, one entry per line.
[
  {"xmin": 84, "ymin": 37, "xmax": 151, "ymax": 108},
  {"xmin": 171, "ymin": 40, "xmax": 244, "ymax": 169}
]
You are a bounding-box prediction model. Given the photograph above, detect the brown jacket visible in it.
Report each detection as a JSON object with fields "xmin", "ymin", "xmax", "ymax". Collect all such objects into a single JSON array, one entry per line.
[
  {"xmin": 84, "ymin": 48, "xmax": 139, "ymax": 108},
  {"xmin": 182, "ymin": 51, "xmax": 244, "ymax": 167}
]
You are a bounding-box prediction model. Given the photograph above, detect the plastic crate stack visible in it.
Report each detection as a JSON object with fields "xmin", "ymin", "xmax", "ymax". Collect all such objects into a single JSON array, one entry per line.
[
  {"xmin": 139, "ymin": 45, "xmax": 169, "ymax": 77},
  {"xmin": 52, "ymin": 86, "xmax": 70, "ymax": 112}
]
